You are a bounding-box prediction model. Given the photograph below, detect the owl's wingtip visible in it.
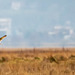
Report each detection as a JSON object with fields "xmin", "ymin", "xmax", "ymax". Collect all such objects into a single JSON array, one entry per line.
[{"xmin": 4, "ymin": 35, "xmax": 7, "ymax": 37}]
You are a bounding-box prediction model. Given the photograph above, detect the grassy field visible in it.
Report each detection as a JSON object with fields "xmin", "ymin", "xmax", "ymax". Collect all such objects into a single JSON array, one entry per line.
[{"xmin": 0, "ymin": 48, "xmax": 75, "ymax": 75}]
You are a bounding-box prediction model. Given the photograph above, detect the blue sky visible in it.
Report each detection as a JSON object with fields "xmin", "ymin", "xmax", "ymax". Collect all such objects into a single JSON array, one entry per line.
[{"xmin": 0, "ymin": 0, "xmax": 75, "ymax": 47}]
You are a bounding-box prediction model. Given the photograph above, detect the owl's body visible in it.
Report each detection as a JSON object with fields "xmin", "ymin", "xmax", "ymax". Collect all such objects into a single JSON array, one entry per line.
[{"xmin": 0, "ymin": 35, "xmax": 7, "ymax": 42}]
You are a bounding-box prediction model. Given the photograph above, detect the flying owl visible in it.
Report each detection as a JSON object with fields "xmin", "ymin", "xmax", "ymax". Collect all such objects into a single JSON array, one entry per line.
[{"xmin": 0, "ymin": 35, "xmax": 7, "ymax": 43}]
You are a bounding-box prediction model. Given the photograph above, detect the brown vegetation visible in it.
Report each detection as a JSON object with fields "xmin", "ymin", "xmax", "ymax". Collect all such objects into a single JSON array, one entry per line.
[{"xmin": 0, "ymin": 48, "xmax": 74, "ymax": 75}]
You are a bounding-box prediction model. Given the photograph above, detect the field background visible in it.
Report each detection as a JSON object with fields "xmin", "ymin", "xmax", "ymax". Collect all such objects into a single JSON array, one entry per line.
[{"xmin": 0, "ymin": 48, "xmax": 75, "ymax": 75}]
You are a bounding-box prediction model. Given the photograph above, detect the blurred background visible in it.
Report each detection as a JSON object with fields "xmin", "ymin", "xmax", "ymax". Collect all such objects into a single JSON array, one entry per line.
[{"xmin": 0, "ymin": 0, "xmax": 75, "ymax": 48}]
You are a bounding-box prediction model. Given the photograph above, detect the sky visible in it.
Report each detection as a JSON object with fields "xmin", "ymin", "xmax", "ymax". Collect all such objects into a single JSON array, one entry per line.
[{"xmin": 0, "ymin": 0, "xmax": 75, "ymax": 48}]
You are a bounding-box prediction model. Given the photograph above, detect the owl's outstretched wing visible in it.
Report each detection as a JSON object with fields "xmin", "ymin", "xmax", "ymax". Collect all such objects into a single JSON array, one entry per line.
[{"xmin": 0, "ymin": 35, "xmax": 7, "ymax": 41}]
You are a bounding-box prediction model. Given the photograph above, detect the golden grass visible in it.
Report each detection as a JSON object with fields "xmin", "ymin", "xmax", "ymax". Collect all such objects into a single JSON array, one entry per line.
[{"xmin": 0, "ymin": 48, "xmax": 74, "ymax": 75}]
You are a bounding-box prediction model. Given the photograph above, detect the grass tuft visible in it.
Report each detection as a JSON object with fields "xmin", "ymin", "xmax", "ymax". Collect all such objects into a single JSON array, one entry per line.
[
  {"xmin": 0, "ymin": 57, "xmax": 6, "ymax": 62},
  {"xmin": 34, "ymin": 57, "xmax": 40, "ymax": 60}
]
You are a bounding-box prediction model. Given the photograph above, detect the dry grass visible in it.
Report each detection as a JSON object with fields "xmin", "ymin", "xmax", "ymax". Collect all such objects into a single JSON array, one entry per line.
[{"xmin": 0, "ymin": 48, "xmax": 74, "ymax": 75}]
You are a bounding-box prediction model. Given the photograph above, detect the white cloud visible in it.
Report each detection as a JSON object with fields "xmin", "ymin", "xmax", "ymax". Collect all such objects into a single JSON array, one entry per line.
[
  {"xmin": 0, "ymin": 18, "xmax": 11, "ymax": 22},
  {"xmin": 0, "ymin": 18, "xmax": 11, "ymax": 35},
  {"xmin": 54, "ymin": 25, "xmax": 74, "ymax": 34},
  {"xmin": 54, "ymin": 26, "xmax": 63, "ymax": 30},
  {"xmin": 65, "ymin": 26, "xmax": 71, "ymax": 30},
  {"xmin": 11, "ymin": 2, "xmax": 21, "ymax": 10},
  {"xmin": 69, "ymin": 29, "xmax": 74, "ymax": 35},
  {"xmin": 66, "ymin": 21, "xmax": 71, "ymax": 25},
  {"xmin": 48, "ymin": 31, "xmax": 57, "ymax": 35},
  {"xmin": 64, "ymin": 35, "xmax": 71, "ymax": 40}
]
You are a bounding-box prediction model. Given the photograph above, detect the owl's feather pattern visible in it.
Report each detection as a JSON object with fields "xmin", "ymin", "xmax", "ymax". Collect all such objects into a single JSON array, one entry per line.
[{"xmin": 0, "ymin": 35, "xmax": 7, "ymax": 41}]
